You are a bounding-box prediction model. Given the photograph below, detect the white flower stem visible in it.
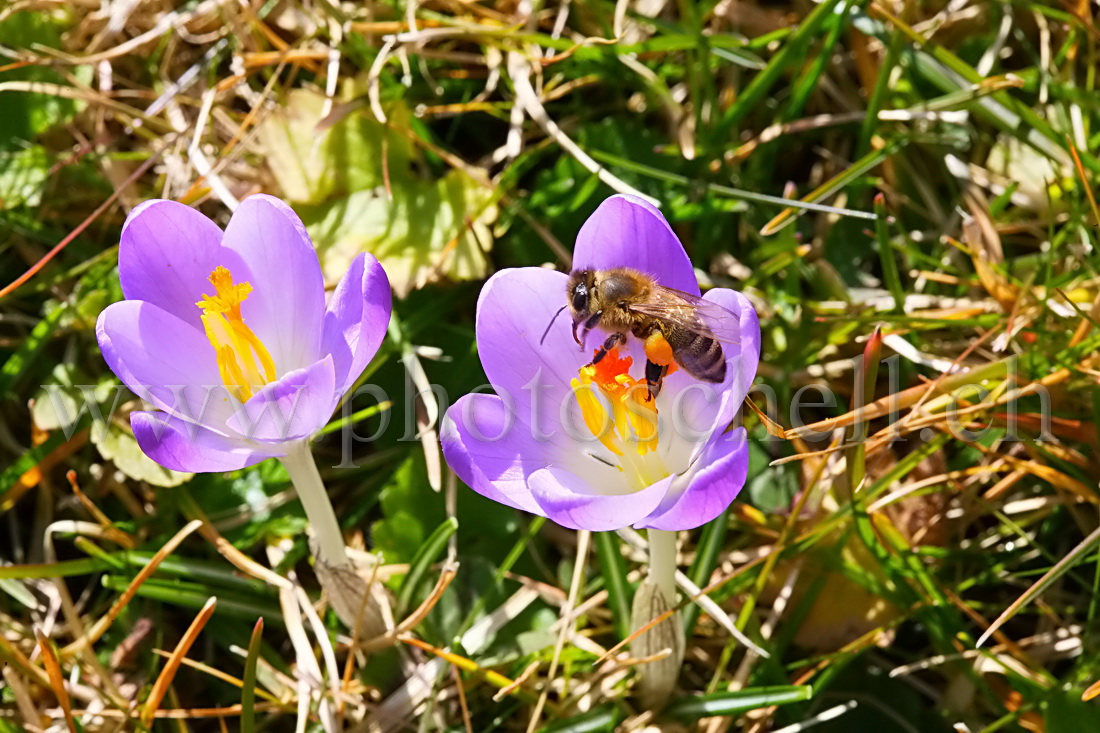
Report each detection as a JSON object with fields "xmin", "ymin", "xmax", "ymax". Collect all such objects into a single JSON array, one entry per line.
[
  {"xmin": 630, "ymin": 528, "xmax": 684, "ymax": 707},
  {"xmin": 279, "ymin": 441, "xmax": 350, "ymax": 568},
  {"xmin": 647, "ymin": 528, "xmax": 678, "ymax": 600}
]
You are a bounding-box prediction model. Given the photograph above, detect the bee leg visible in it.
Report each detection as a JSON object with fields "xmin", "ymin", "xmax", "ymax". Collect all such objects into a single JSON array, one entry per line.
[
  {"xmin": 645, "ymin": 359, "xmax": 668, "ymax": 400},
  {"xmin": 590, "ymin": 332, "xmax": 627, "ymax": 365},
  {"xmin": 576, "ymin": 311, "xmax": 604, "ymax": 350}
]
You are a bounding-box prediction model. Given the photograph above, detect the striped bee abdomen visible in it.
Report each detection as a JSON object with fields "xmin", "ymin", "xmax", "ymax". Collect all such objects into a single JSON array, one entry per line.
[{"xmin": 667, "ymin": 327, "xmax": 726, "ymax": 383}]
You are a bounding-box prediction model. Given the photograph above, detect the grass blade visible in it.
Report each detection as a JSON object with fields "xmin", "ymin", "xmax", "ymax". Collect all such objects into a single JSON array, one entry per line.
[
  {"xmin": 594, "ymin": 529, "xmax": 631, "ymax": 640},
  {"xmin": 761, "ymin": 141, "xmax": 898, "ymax": 235},
  {"xmin": 784, "ymin": 0, "xmax": 851, "ymax": 121},
  {"xmin": 874, "ymin": 194, "xmax": 905, "ymax": 313},
  {"xmin": 665, "ymin": 685, "xmax": 813, "ymax": 720},
  {"xmin": 62, "ymin": 519, "xmax": 204, "ymax": 658},
  {"xmin": 35, "ymin": 629, "xmax": 77, "ymax": 733},
  {"xmin": 0, "ymin": 304, "xmax": 65, "ymax": 394},
  {"xmin": 977, "ymin": 524, "xmax": 1100, "ymax": 648},
  {"xmin": 396, "ymin": 516, "xmax": 458, "ymax": 616},
  {"xmin": 142, "ymin": 596, "xmax": 218, "ymax": 726},
  {"xmin": 717, "ymin": 0, "xmax": 847, "ymax": 131},
  {"xmin": 541, "ymin": 704, "xmax": 621, "ymax": 732},
  {"xmin": 241, "ymin": 617, "xmax": 264, "ymax": 733},
  {"xmin": 868, "ymin": 2, "xmax": 1100, "ymax": 173},
  {"xmin": 592, "ymin": 150, "xmax": 877, "ymax": 221}
]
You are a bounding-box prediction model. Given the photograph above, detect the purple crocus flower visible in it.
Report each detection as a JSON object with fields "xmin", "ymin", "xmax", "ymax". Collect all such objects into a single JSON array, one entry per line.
[
  {"xmin": 441, "ymin": 194, "xmax": 760, "ymax": 532},
  {"xmin": 96, "ymin": 194, "xmax": 392, "ymax": 473}
]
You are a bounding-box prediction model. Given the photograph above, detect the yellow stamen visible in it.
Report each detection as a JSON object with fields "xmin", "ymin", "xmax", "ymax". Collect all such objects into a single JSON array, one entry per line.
[
  {"xmin": 196, "ymin": 266, "xmax": 277, "ymax": 401},
  {"xmin": 571, "ymin": 348, "xmax": 658, "ymax": 458}
]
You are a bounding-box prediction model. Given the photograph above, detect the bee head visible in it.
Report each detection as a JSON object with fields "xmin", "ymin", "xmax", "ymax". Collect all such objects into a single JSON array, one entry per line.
[
  {"xmin": 567, "ymin": 270, "xmax": 592, "ymax": 318},
  {"xmin": 565, "ymin": 270, "xmax": 600, "ymax": 348}
]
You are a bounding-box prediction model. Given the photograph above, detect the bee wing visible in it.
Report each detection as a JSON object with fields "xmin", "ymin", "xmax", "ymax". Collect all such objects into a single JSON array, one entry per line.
[{"xmin": 625, "ymin": 287, "xmax": 742, "ymax": 344}]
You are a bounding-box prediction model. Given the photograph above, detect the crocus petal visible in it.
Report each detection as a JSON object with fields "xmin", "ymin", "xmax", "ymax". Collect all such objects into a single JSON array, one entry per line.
[
  {"xmin": 97, "ymin": 300, "xmax": 237, "ymax": 427},
  {"xmin": 663, "ymin": 288, "xmax": 760, "ymax": 448},
  {"xmin": 710, "ymin": 288, "xmax": 761, "ymax": 407},
  {"xmin": 572, "ymin": 195, "xmax": 699, "ymax": 295},
  {"xmin": 475, "ymin": 267, "xmax": 589, "ymax": 406},
  {"xmin": 321, "ymin": 253, "xmax": 392, "ymax": 393},
  {"xmin": 528, "ymin": 466, "xmax": 673, "ymax": 532},
  {"xmin": 227, "ymin": 356, "xmax": 337, "ymax": 442},
  {"xmin": 118, "ymin": 200, "xmax": 225, "ymax": 329},
  {"xmin": 132, "ymin": 411, "xmax": 281, "ymax": 473},
  {"xmin": 634, "ymin": 428, "xmax": 749, "ymax": 531},
  {"xmin": 441, "ymin": 394, "xmax": 548, "ymax": 516},
  {"xmin": 700, "ymin": 288, "xmax": 760, "ymax": 434},
  {"xmin": 223, "ymin": 194, "xmax": 326, "ymax": 373}
]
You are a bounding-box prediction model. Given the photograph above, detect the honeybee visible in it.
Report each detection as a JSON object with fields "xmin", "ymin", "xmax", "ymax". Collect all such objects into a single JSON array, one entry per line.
[{"xmin": 542, "ymin": 268, "xmax": 741, "ymax": 399}]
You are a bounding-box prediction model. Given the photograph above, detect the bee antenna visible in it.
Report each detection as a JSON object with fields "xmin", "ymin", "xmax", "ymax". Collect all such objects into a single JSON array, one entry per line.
[{"xmin": 539, "ymin": 305, "xmax": 568, "ymax": 346}]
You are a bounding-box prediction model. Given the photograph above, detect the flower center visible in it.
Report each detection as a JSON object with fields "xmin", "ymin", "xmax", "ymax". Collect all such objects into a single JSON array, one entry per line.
[
  {"xmin": 571, "ymin": 347, "xmax": 670, "ymax": 488},
  {"xmin": 196, "ymin": 266, "xmax": 276, "ymax": 401}
]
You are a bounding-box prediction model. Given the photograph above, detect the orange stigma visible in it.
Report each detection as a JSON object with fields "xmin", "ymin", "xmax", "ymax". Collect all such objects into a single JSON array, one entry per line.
[
  {"xmin": 571, "ymin": 347, "xmax": 658, "ymax": 457},
  {"xmin": 589, "ymin": 347, "xmax": 637, "ymax": 393}
]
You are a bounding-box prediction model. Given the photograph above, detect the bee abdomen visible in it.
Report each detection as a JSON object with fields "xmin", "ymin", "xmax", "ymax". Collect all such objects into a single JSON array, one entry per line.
[{"xmin": 670, "ymin": 329, "xmax": 726, "ymax": 383}]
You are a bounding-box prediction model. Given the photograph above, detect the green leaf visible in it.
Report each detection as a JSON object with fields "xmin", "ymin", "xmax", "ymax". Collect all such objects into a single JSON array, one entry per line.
[
  {"xmin": 371, "ymin": 454, "xmax": 445, "ymax": 564},
  {"xmin": 0, "ymin": 558, "xmax": 112, "ymax": 580},
  {"xmin": 715, "ymin": 0, "xmax": 848, "ymax": 132},
  {"xmin": 683, "ymin": 506, "xmax": 730, "ymax": 635},
  {"xmin": 258, "ymin": 88, "xmax": 498, "ymax": 296},
  {"xmin": 0, "ymin": 577, "xmax": 39, "ymax": 609},
  {"xmin": 0, "ymin": 145, "xmax": 49, "ymax": 209},
  {"xmin": 300, "ymin": 169, "xmax": 496, "ymax": 297},
  {"xmin": 257, "ymin": 90, "xmax": 414, "ymax": 205},
  {"xmin": 99, "ymin": 576, "xmax": 280, "ymax": 622}
]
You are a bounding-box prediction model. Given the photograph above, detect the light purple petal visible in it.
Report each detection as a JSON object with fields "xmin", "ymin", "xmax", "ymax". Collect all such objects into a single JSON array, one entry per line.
[
  {"xmin": 572, "ymin": 195, "xmax": 699, "ymax": 295},
  {"xmin": 226, "ymin": 356, "xmax": 337, "ymax": 442},
  {"xmin": 635, "ymin": 428, "xmax": 749, "ymax": 531},
  {"xmin": 712, "ymin": 289, "xmax": 761, "ymax": 408},
  {"xmin": 701, "ymin": 288, "xmax": 761, "ymax": 433},
  {"xmin": 662, "ymin": 288, "xmax": 760, "ymax": 444},
  {"xmin": 441, "ymin": 394, "xmax": 548, "ymax": 516},
  {"xmin": 223, "ymin": 194, "xmax": 326, "ymax": 373},
  {"xmin": 118, "ymin": 200, "xmax": 225, "ymax": 329},
  {"xmin": 321, "ymin": 253, "xmax": 392, "ymax": 393},
  {"xmin": 527, "ymin": 466, "xmax": 673, "ymax": 532},
  {"xmin": 97, "ymin": 300, "xmax": 237, "ymax": 427},
  {"xmin": 475, "ymin": 267, "xmax": 588, "ymax": 405},
  {"xmin": 132, "ymin": 411, "xmax": 281, "ymax": 473}
]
